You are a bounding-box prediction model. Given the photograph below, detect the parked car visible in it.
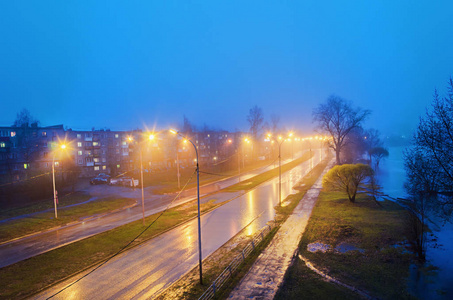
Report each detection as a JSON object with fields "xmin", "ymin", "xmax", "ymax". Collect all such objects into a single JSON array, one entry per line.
[
  {"xmin": 97, "ymin": 173, "xmax": 111, "ymax": 179},
  {"xmin": 90, "ymin": 177, "xmax": 108, "ymax": 185},
  {"xmin": 109, "ymin": 176, "xmax": 139, "ymax": 187}
]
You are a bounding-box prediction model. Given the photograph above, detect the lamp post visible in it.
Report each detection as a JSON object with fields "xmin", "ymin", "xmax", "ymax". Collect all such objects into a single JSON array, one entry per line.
[
  {"xmin": 267, "ymin": 133, "xmax": 289, "ymax": 206},
  {"xmin": 52, "ymin": 143, "xmax": 67, "ymax": 219},
  {"xmin": 170, "ymin": 129, "xmax": 203, "ymax": 285},
  {"xmin": 128, "ymin": 133, "xmax": 156, "ymax": 226},
  {"xmin": 289, "ymin": 132, "xmax": 294, "ymax": 160}
]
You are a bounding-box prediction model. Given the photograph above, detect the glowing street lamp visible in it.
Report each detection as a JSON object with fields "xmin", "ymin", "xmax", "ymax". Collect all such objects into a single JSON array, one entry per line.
[
  {"xmin": 267, "ymin": 132, "xmax": 291, "ymax": 205},
  {"xmin": 127, "ymin": 133, "xmax": 157, "ymax": 226},
  {"xmin": 170, "ymin": 129, "xmax": 203, "ymax": 285},
  {"xmin": 52, "ymin": 143, "xmax": 68, "ymax": 219}
]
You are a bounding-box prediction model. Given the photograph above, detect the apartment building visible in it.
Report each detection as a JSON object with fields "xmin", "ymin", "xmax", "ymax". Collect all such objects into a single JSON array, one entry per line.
[
  {"xmin": 0, "ymin": 123, "xmax": 262, "ymax": 184},
  {"xmin": 0, "ymin": 125, "xmax": 67, "ymax": 182}
]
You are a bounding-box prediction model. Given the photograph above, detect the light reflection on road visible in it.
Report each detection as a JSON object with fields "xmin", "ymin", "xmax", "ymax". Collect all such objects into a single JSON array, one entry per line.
[{"xmin": 34, "ymin": 150, "xmax": 323, "ymax": 300}]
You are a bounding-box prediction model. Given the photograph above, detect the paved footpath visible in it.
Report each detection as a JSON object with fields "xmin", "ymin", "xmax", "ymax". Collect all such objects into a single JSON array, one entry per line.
[{"xmin": 228, "ymin": 158, "xmax": 335, "ymax": 300}]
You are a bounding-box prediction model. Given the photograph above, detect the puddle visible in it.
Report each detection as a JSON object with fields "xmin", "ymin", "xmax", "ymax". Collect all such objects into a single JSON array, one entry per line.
[
  {"xmin": 335, "ymin": 243, "xmax": 365, "ymax": 253},
  {"xmin": 307, "ymin": 242, "xmax": 332, "ymax": 253}
]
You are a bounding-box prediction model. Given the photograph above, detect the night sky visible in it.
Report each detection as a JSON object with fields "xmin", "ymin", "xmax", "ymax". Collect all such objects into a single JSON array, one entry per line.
[{"xmin": 1, "ymin": 1, "xmax": 452, "ymax": 135}]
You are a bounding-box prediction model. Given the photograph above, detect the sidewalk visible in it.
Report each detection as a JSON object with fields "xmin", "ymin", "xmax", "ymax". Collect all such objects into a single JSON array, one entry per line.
[{"xmin": 228, "ymin": 158, "xmax": 335, "ymax": 299}]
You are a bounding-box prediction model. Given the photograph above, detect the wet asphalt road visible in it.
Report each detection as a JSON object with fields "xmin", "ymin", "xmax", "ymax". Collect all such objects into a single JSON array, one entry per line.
[
  {"xmin": 0, "ymin": 155, "xmax": 301, "ymax": 268},
  {"xmin": 33, "ymin": 150, "xmax": 322, "ymax": 299}
]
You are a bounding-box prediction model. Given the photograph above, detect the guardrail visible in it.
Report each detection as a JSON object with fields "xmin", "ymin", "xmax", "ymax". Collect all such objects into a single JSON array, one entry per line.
[{"xmin": 198, "ymin": 223, "xmax": 274, "ymax": 300}]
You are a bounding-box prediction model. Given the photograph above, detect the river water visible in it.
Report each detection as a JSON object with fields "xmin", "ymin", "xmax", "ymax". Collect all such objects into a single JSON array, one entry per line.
[{"xmin": 376, "ymin": 146, "xmax": 453, "ymax": 299}]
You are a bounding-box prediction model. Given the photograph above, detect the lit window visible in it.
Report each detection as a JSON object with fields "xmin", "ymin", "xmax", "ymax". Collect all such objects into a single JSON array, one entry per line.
[
  {"xmin": 93, "ymin": 142, "xmax": 99, "ymax": 146},
  {"xmin": 122, "ymin": 141, "xmax": 127, "ymax": 146},
  {"xmin": 77, "ymin": 134, "xmax": 81, "ymax": 139},
  {"xmin": 94, "ymin": 166, "xmax": 99, "ymax": 171},
  {"xmin": 24, "ymin": 163, "xmax": 28, "ymax": 169},
  {"xmin": 102, "ymin": 165, "xmax": 106, "ymax": 170},
  {"xmin": 94, "ymin": 158, "xmax": 99, "ymax": 163},
  {"xmin": 78, "ymin": 151, "xmax": 83, "ymax": 156},
  {"xmin": 117, "ymin": 164, "xmax": 120, "ymax": 168},
  {"xmin": 54, "ymin": 162, "xmax": 59, "ymax": 167},
  {"xmin": 115, "ymin": 134, "xmax": 119, "ymax": 138},
  {"xmin": 10, "ymin": 131, "xmax": 16, "ymax": 137},
  {"xmin": 0, "ymin": 142, "xmax": 5, "ymax": 148},
  {"xmin": 42, "ymin": 131, "xmax": 47, "ymax": 137},
  {"xmin": 77, "ymin": 142, "xmax": 82, "ymax": 147}
]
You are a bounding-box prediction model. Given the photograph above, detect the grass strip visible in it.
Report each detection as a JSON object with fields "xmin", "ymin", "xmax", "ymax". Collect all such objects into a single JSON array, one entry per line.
[
  {"xmin": 275, "ymin": 190, "xmax": 415, "ymax": 299},
  {"xmin": 151, "ymin": 157, "xmax": 295, "ymax": 195},
  {"xmin": 156, "ymin": 155, "xmax": 332, "ymax": 300},
  {"xmin": 0, "ymin": 196, "xmax": 136, "ymax": 243},
  {"xmin": 223, "ymin": 151, "xmax": 313, "ymax": 192},
  {"xmin": 0, "ymin": 199, "xmax": 219, "ymax": 300},
  {"xmin": 0, "ymin": 192, "xmax": 92, "ymax": 220}
]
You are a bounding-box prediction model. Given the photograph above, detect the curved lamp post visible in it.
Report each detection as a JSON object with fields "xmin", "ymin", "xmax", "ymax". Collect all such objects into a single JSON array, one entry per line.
[{"xmin": 170, "ymin": 129, "xmax": 203, "ymax": 285}]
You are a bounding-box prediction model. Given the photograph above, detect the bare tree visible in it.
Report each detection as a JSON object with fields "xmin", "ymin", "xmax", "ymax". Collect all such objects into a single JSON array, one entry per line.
[
  {"xmin": 247, "ymin": 105, "xmax": 264, "ymax": 141},
  {"xmin": 182, "ymin": 115, "xmax": 194, "ymax": 136},
  {"xmin": 13, "ymin": 108, "xmax": 39, "ymax": 128},
  {"xmin": 270, "ymin": 114, "xmax": 280, "ymax": 134},
  {"xmin": 364, "ymin": 128, "xmax": 382, "ymax": 163},
  {"xmin": 313, "ymin": 96, "xmax": 370, "ymax": 164},
  {"xmin": 403, "ymin": 77, "xmax": 453, "ymax": 260},
  {"xmin": 369, "ymin": 147, "xmax": 389, "ymax": 169},
  {"xmin": 342, "ymin": 126, "xmax": 367, "ymax": 163}
]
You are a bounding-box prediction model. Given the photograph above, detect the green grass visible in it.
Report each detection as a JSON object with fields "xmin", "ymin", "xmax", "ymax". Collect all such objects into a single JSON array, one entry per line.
[
  {"xmin": 275, "ymin": 258, "xmax": 360, "ymax": 300},
  {"xmin": 277, "ymin": 190, "xmax": 416, "ymax": 300},
  {"xmin": 0, "ymin": 192, "xmax": 92, "ymax": 220},
  {"xmin": 0, "ymin": 199, "xmax": 220, "ymax": 300},
  {"xmin": 0, "ymin": 196, "xmax": 136, "ymax": 243},
  {"xmin": 224, "ymin": 151, "xmax": 313, "ymax": 192}
]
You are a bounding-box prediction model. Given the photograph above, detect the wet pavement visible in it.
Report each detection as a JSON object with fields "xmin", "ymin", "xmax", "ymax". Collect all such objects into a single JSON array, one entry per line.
[
  {"xmin": 0, "ymin": 156, "xmax": 299, "ymax": 268},
  {"xmin": 32, "ymin": 151, "xmax": 323, "ymax": 299},
  {"xmin": 228, "ymin": 158, "xmax": 334, "ymax": 300}
]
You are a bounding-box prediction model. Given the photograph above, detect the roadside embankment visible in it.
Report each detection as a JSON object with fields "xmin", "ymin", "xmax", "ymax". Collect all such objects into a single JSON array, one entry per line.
[{"xmin": 275, "ymin": 190, "xmax": 415, "ymax": 299}]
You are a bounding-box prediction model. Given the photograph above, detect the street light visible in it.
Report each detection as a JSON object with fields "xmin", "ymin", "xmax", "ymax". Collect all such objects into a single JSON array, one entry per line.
[
  {"xmin": 170, "ymin": 129, "xmax": 203, "ymax": 285},
  {"xmin": 267, "ymin": 133, "xmax": 290, "ymax": 206},
  {"xmin": 127, "ymin": 133, "xmax": 156, "ymax": 226},
  {"xmin": 243, "ymin": 137, "xmax": 251, "ymax": 169},
  {"xmin": 52, "ymin": 143, "xmax": 68, "ymax": 219}
]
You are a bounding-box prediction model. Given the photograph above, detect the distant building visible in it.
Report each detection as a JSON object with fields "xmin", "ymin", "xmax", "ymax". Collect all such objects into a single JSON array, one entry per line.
[
  {"xmin": 66, "ymin": 128, "xmax": 140, "ymax": 177},
  {"xmin": 0, "ymin": 123, "xmax": 266, "ymax": 184},
  {"xmin": 0, "ymin": 124, "xmax": 67, "ymax": 182}
]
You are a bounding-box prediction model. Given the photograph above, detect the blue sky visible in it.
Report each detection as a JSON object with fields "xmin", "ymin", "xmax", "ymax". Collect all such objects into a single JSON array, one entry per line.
[{"xmin": 1, "ymin": 1, "xmax": 452, "ymax": 136}]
